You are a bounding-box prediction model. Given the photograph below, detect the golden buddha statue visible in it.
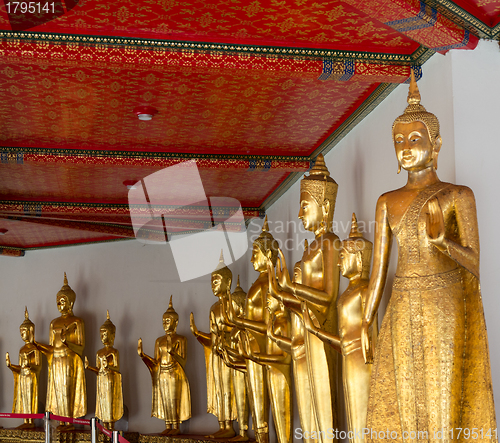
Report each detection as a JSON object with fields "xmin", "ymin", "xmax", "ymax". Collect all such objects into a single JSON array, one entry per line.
[
  {"xmin": 302, "ymin": 214, "xmax": 376, "ymax": 443},
  {"xmin": 84, "ymin": 310, "xmax": 123, "ymax": 430},
  {"xmin": 190, "ymin": 253, "xmax": 236, "ymax": 438},
  {"xmin": 268, "ymin": 155, "xmax": 341, "ymax": 442},
  {"xmin": 226, "ymin": 217, "xmax": 280, "ymax": 443},
  {"xmin": 6, "ymin": 307, "xmax": 42, "ymax": 429},
  {"xmin": 361, "ymin": 72, "xmax": 497, "ymax": 442},
  {"xmin": 35, "ymin": 273, "xmax": 86, "ymax": 431},
  {"xmin": 225, "ymin": 276, "xmax": 250, "ymax": 442},
  {"xmin": 237, "ymin": 285, "xmax": 293, "ymax": 443},
  {"xmin": 138, "ymin": 296, "xmax": 191, "ymax": 435},
  {"xmin": 267, "ymin": 241, "xmax": 318, "ymax": 443}
]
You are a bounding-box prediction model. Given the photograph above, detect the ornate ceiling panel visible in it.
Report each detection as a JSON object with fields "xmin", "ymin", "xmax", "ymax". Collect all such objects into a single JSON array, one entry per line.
[{"xmin": 0, "ymin": 0, "xmax": 494, "ymax": 253}]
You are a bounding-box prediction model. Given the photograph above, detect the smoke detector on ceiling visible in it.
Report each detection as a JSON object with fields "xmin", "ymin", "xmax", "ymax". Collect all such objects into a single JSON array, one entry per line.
[{"xmin": 134, "ymin": 105, "xmax": 159, "ymax": 121}]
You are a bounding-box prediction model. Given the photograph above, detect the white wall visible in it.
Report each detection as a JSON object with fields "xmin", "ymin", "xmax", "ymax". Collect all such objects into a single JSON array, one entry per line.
[{"xmin": 0, "ymin": 41, "xmax": 498, "ymax": 436}]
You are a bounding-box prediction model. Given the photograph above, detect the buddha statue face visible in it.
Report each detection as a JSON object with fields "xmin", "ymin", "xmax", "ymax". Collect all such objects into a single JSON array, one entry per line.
[
  {"xmin": 338, "ymin": 248, "xmax": 359, "ymax": 279},
  {"xmin": 250, "ymin": 244, "xmax": 267, "ymax": 272},
  {"xmin": 393, "ymin": 121, "xmax": 441, "ymax": 173},
  {"xmin": 211, "ymin": 272, "xmax": 231, "ymax": 297},
  {"xmin": 163, "ymin": 313, "xmax": 178, "ymax": 334},
  {"xmin": 299, "ymin": 191, "xmax": 326, "ymax": 232},
  {"xmin": 57, "ymin": 294, "xmax": 73, "ymax": 315},
  {"xmin": 20, "ymin": 325, "xmax": 34, "ymax": 343},
  {"xmin": 100, "ymin": 327, "xmax": 115, "ymax": 346}
]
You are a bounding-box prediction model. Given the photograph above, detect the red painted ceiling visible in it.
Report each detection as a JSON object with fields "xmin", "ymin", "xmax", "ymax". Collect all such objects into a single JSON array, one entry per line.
[{"xmin": 0, "ymin": 0, "xmax": 496, "ymax": 253}]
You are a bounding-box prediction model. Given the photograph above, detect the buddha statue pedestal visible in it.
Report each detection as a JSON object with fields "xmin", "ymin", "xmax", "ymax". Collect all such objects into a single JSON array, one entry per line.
[
  {"xmin": 0, "ymin": 428, "xmax": 139, "ymax": 443},
  {"xmin": 138, "ymin": 434, "xmax": 255, "ymax": 443}
]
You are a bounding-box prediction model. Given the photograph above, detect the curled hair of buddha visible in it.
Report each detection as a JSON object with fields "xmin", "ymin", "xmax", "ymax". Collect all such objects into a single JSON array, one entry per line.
[
  {"xmin": 392, "ymin": 70, "xmax": 440, "ymax": 143},
  {"xmin": 342, "ymin": 213, "xmax": 373, "ymax": 279},
  {"xmin": 163, "ymin": 295, "xmax": 179, "ymax": 322},
  {"xmin": 57, "ymin": 272, "xmax": 76, "ymax": 306},
  {"xmin": 212, "ymin": 250, "xmax": 232, "ymax": 285},
  {"xmin": 300, "ymin": 154, "xmax": 338, "ymax": 216},
  {"xmin": 253, "ymin": 215, "xmax": 279, "ymax": 266},
  {"xmin": 21, "ymin": 306, "xmax": 34, "ymax": 331},
  {"xmin": 100, "ymin": 310, "xmax": 116, "ymax": 335}
]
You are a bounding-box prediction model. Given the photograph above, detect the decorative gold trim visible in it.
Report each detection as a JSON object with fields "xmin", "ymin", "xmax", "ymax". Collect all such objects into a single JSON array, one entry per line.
[{"xmin": 0, "ymin": 31, "xmax": 433, "ymax": 65}]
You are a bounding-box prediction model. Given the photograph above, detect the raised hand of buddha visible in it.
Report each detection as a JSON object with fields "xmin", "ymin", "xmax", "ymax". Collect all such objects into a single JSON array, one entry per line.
[
  {"xmin": 137, "ymin": 338, "xmax": 144, "ymax": 358},
  {"xmin": 189, "ymin": 313, "xmax": 199, "ymax": 337},
  {"xmin": 5, "ymin": 352, "xmax": 10, "ymax": 368},
  {"xmin": 426, "ymin": 197, "xmax": 446, "ymax": 251},
  {"xmin": 276, "ymin": 249, "xmax": 292, "ymax": 292}
]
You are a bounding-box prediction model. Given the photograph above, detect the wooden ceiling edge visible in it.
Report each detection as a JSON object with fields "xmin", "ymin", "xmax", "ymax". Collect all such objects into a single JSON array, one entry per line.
[
  {"xmin": 424, "ymin": 0, "xmax": 497, "ymax": 39},
  {"xmin": 259, "ymin": 82, "xmax": 401, "ymax": 214},
  {"xmin": 0, "ymin": 30, "xmax": 429, "ymax": 64},
  {"xmin": 2, "ymin": 237, "xmax": 133, "ymax": 253}
]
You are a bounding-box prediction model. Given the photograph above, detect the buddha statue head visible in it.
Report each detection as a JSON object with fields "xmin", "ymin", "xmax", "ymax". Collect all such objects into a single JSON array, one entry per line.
[
  {"xmin": 211, "ymin": 251, "xmax": 232, "ymax": 297},
  {"xmin": 252, "ymin": 215, "xmax": 279, "ymax": 271},
  {"xmin": 392, "ymin": 70, "xmax": 442, "ymax": 173},
  {"xmin": 299, "ymin": 154, "xmax": 338, "ymax": 234},
  {"xmin": 231, "ymin": 275, "xmax": 247, "ymax": 317},
  {"xmin": 20, "ymin": 306, "xmax": 35, "ymax": 343},
  {"xmin": 100, "ymin": 310, "xmax": 116, "ymax": 346},
  {"xmin": 56, "ymin": 272, "xmax": 76, "ymax": 315},
  {"xmin": 339, "ymin": 213, "xmax": 373, "ymax": 280},
  {"xmin": 163, "ymin": 296, "xmax": 179, "ymax": 334}
]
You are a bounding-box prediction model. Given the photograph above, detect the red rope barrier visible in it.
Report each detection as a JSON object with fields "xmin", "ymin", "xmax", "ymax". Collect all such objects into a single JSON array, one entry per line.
[
  {"xmin": 0, "ymin": 412, "xmax": 45, "ymax": 419},
  {"xmin": 49, "ymin": 414, "xmax": 91, "ymax": 425}
]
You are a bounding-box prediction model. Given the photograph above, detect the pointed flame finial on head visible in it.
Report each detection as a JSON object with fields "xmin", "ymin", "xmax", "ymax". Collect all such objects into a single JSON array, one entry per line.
[
  {"xmin": 349, "ymin": 213, "xmax": 363, "ymax": 238},
  {"xmin": 169, "ymin": 295, "xmax": 173, "ymax": 309},
  {"xmin": 106, "ymin": 309, "xmax": 110, "ymax": 320},
  {"xmin": 64, "ymin": 272, "xmax": 68, "ymax": 286},
  {"xmin": 164, "ymin": 295, "xmax": 178, "ymax": 320},
  {"xmin": 237, "ymin": 275, "xmax": 241, "ymax": 288},
  {"xmin": 309, "ymin": 154, "xmax": 330, "ymax": 178},
  {"xmin": 25, "ymin": 306, "xmax": 29, "ymax": 320},
  {"xmin": 262, "ymin": 215, "xmax": 269, "ymax": 233},
  {"xmin": 219, "ymin": 249, "xmax": 224, "ymax": 263},
  {"xmin": 21, "ymin": 306, "xmax": 34, "ymax": 328},
  {"xmin": 407, "ymin": 69, "xmax": 421, "ymax": 106}
]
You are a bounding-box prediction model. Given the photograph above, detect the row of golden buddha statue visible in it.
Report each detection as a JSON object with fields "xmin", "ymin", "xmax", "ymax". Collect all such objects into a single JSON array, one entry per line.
[{"xmin": 4, "ymin": 74, "xmax": 497, "ymax": 443}]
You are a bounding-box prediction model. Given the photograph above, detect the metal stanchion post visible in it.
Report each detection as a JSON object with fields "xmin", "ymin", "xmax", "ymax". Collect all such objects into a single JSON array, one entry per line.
[
  {"xmin": 44, "ymin": 412, "xmax": 51, "ymax": 443},
  {"xmin": 112, "ymin": 430, "xmax": 119, "ymax": 443},
  {"xmin": 91, "ymin": 417, "xmax": 98, "ymax": 443}
]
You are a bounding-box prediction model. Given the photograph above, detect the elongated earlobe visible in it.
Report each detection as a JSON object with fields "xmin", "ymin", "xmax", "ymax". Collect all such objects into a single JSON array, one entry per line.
[{"xmin": 397, "ymin": 163, "xmax": 401, "ymax": 174}]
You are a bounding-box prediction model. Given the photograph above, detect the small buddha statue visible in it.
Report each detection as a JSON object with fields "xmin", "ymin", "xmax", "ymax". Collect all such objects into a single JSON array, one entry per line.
[
  {"xmin": 138, "ymin": 296, "xmax": 191, "ymax": 435},
  {"xmin": 302, "ymin": 213, "xmax": 376, "ymax": 442},
  {"xmin": 6, "ymin": 307, "xmax": 42, "ymax": 429},
  {"xmin": 190, "ymin": 252, "xmax": 237, "ymax": 439},
  {"xmin": 34, "ymin": 273, "xmax": 86, "ymax": 431},
  {"xmin": 84, "ymin": 310, "xmax": 123, "ymax": 430},
  {"xmin": 361, "ymin": 72, "xmax": 497, "ymax": 441},
  {"xmin": 268, "ymin": 154, "xmax": 341, "ymax": 442}
]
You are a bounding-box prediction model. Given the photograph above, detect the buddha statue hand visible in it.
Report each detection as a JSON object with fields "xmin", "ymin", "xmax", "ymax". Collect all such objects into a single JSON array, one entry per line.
[
  {"xmin": 276, "ymin": 249, "xmax": 292, "ymax": 292},
  {"xmin": 84, "ymin": 356, "xmax": 89, "ymax": 369},
  {"xmin": 301, "ymin": 301, "xmax": 316, "ymax": 334},
  {"xmin": 361, "ymin": 320, "xmax": 373, "ymax": 364},
  {"xmin": 189, "ymin": 312, "xmax": 199, "ymax": 337},
  {"xmin": 137, "ymin": 338, "xmax": 144, "ymax": 358},
  {"xmin": 5, "ymin": 352, "xmax": 10, "ymax": 368},
  {"xmin": 426, "ymin": 197, "xmax": 446, "ymax": 251}
]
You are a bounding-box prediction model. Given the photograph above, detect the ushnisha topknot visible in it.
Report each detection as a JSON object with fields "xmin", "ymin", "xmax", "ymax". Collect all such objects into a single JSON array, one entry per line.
[
  {"xmin": 100, "ymin": 309, "xmax": 116, "ymax": 335},
  {"xmin": 57, "ymin": 272, "xmax": 76, "ymax": 306},
  {"xmin": 253, "ymin": 215, "xmax": 280, "ymax": 266},
  {"xmin": 341, "ymin": 213, "xmax": 373, "ymax": 279},
  {"xmin": 164, "ymin": 295, "xmax": 179, "ymax": 321},
  {"xmin": 392, "ymin": 70, "xmax": 440, "ymax": 143},
  {"xmin": 300, "ymin": 153, "xmax": 338, "ymax": 210},
  {"xmin": 21, "ymin": 306, "xmax": 34, "ymax": 329},
  {"xmin": 212, "ymin": 250, "xmax": 232, "ymax": 285}
]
